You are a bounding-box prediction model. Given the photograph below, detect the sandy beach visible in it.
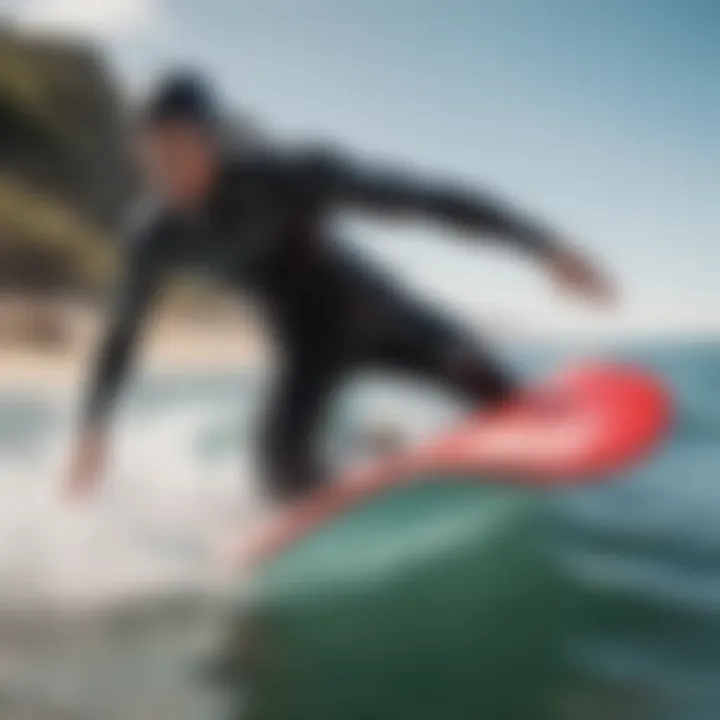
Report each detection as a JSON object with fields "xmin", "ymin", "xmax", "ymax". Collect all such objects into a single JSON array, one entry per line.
[{"xmin": 0, "ymin": 302, "xmax": 268, "ymax": 392}]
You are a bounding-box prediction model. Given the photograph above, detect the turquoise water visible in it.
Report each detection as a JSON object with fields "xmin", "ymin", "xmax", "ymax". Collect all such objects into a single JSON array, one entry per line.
[
  {"xmin": 0, "ymin": 340, "xmax": 719, "ymax": 718},
  {"xmin": 547, "ymin": 342, "xmax": 720, "ymax": 718}
]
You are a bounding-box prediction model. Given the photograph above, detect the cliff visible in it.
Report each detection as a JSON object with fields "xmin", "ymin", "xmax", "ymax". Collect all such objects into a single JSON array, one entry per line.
[{"xmin": 0, "ymin": 26, "xmax": 135, "ymax": 292}]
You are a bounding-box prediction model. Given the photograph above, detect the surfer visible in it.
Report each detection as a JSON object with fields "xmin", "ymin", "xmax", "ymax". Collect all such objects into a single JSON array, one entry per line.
[{"xmin": 66, "ymin": 72, "xmax": 614, "ymax": 503}]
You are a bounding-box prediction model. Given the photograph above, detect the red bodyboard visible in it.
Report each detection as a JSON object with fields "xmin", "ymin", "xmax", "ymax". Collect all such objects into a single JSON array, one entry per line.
[{"xmin": 243, "ymin": 361, "xmax": 672, "ymax": 564}]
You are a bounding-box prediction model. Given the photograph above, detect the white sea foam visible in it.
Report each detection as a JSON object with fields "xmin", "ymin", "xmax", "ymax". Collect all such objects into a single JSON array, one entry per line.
[
  {"xmin": 0, "ymin": 391, "xmax": 266, "ymax": 612},
  {"xmin": 0, "ymin": 371, "xmax": 455, "ymax": 612}
]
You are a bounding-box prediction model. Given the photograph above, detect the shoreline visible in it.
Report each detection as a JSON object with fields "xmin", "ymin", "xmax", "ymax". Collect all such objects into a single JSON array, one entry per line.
[
  {"xmin": 0, "ymin": 313, "xmax": 269, "ymax": 393},
  {"xmin": 2, "ymin": 304, "xmax": 718, "ymax": 394}
]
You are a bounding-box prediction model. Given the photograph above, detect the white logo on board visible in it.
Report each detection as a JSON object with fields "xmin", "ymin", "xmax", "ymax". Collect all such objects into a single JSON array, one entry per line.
[{"xmin": 462, "ymin": 415, "xmax": 602, "ymax": 463}]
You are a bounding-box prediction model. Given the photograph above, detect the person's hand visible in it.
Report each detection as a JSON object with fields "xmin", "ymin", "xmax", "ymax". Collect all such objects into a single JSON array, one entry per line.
[
  {"xmin": 544, "ymin": 242, "xmax": 617, "ymax": 306},
  {"xmin": 64, "ymin": 428, "xmax": 108, "ymax": 501}
]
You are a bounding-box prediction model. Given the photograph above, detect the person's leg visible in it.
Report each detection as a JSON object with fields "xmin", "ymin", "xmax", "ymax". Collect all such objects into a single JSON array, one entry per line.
[
  {"xmin": 368, "ymin": 296, "xmax": 518, "ymax": 407},
  {"xmin": 257, "ymin": 348, "xmax": 344, "ymax": 502}
]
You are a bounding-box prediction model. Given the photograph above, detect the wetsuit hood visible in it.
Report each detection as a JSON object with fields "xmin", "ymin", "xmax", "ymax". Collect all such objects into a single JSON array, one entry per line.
[{"xmin": 140, "ymin": 71, "xmax": 220, "ymax": 129}]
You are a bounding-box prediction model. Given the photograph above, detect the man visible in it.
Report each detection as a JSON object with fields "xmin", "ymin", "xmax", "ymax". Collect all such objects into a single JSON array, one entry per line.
[{"xmin": 67, "ymin": 72, "xmax": 613, "ymax": 502}]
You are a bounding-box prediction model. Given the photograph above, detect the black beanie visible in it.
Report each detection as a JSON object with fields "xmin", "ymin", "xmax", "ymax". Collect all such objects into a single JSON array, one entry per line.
[{"xmin": 140, "ymin": 71, "xmax": 219, "ymax": 128}]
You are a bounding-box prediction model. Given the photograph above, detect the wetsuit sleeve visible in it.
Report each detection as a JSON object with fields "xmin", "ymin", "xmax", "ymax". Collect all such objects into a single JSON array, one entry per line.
[
  {"xmin": 297, "ymin": 148, "xmax": 559, "ymax": 256},
  {"xmin": 80, "ymin": 225, "xmax": 166, "ymax": 430}
]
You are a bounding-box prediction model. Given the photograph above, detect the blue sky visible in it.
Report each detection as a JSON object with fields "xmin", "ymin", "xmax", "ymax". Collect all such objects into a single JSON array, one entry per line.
[{"xmin": 7, "ymin": 0, "xmax": 720, "ymax": 337}]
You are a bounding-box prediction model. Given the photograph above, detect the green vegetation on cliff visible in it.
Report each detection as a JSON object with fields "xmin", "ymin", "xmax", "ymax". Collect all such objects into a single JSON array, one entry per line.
[
  {"xmin": 0, "ymin": 175, "xmax": 112, "ymax": 290},
  {"xmin": 0, "ymin": 28, "xmax": 132, "ymax": 293}
]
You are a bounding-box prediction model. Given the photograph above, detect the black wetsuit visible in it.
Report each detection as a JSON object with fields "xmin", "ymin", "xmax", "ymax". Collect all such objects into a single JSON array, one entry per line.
[{"xmin": 83, "ymin": 145, "xmax": 556, "ymax": 499}]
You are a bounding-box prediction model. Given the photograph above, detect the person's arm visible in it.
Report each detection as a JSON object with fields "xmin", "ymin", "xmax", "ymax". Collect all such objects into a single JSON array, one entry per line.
[
  {"xmin": 291, "ymin": 146, "xmax": 614, "ymax": 303},
  {"xmin": 66, "ymin": 221, "xmax": 167, "ymax": 499},
  {"xmin": 294, "ymin": 146, "xmax": 558, "ymax": 256},
  {"xmin": 81, "ymin": 237, "xmax": 164, "ymax": 430}
]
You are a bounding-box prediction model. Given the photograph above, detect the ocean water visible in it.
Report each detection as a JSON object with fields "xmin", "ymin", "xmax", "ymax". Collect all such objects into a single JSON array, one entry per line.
[{"xmin": 0, "ymin": 340, "xmax": 719, "ymax": 719}]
